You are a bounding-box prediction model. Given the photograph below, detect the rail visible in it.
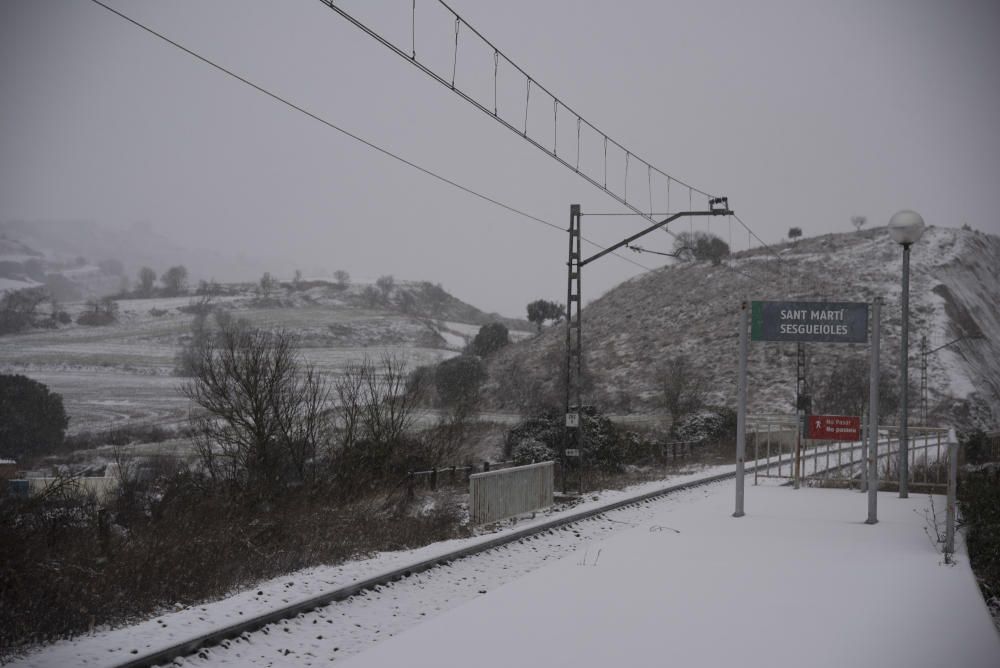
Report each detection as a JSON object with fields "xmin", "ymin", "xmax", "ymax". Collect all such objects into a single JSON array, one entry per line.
[{"xmin": 108, "ymin": 440, "xmax": 946, "ymax": 668}]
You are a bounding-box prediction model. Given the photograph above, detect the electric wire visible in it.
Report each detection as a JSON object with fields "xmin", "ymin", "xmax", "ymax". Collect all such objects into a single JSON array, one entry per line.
[
  {"xmin": 316, "ymin": 0, "xmax": 783, "ymax": 287},
  {"xmin": 86, "ymin": 0, "xmax": 652, "ymax": 272},
  {"xmin": 315, "ymin": 0, "xmax": 705, "ymax": 240}
]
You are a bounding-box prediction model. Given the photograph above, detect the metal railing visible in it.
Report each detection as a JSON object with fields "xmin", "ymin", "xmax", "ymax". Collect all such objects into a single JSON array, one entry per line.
[
  {"xmin": 405, "ymin": 461, "xmax": 515, "ymax": 496},
  {"xmin": 469, "ymin": 461, "xmax": 554, "ymax": 525},
  {"xmin": 878, "ymin": 426, "xmax": 952, "ymax": 491},
  {"xmin": 749, "ymin": 416, "xmax": 952, "ymax": 491}
]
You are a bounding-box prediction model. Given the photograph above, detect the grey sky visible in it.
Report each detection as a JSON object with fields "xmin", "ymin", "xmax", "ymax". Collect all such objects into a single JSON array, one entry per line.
[{"xmin": 2, "ymin": 0, "xmax": 997, "ymax": 316}]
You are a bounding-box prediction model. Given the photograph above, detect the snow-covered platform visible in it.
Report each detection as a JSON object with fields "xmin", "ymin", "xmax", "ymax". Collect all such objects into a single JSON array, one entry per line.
[{"xmin": 343, "ymin": 485, "xmax": 999, "ymax": 668}]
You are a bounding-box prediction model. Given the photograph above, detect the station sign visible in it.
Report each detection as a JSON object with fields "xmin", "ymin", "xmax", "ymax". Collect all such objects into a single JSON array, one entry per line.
[
  {"xmin": 565, "ymin": 449, "xmax": 581, "ymax": 457},
  {"xmin": 807, "ymin": 415, "xmax": 862, "ymax": 441},
  {"xmin": 751, "ymin": 301, "xmax": 868, "ymax": 344}
]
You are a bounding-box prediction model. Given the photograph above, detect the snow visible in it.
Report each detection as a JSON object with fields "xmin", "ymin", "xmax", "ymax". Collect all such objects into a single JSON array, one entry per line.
[
  {"xmin": 11, "ymin": 463, "xmax": 998, "ymax": 668},
  {"xmin": 0, "ymin": 277, "xmax": 40, "ymax": 293},
  {"xmin": 342, "ymin": 485, "xmax": 999, "ymax": 668},
  {"xmin": 435, "ymin": 327, "xmax": 467, "ymax": 350}
]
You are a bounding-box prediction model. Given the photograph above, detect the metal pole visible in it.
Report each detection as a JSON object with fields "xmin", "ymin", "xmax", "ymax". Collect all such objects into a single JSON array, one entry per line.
[
  {"xmin": 944, "ymin": 430, "xmax": 958, "ymax": 561},
  {"xmin": 900, "ymin": 243, "xmax": 911, "ymax": 498},
  {"xmin": 867, "ymin": 298, "xmax": 881, "ymax": 524},
  {"xmin": 920, "ymin": 336, "xmax": 928, "ymax": 425},
  {"xmin": 563, "ymin": 204, "xmax": 581, "ymax": 495},
  {"xmin": 859, "ymin": 413, "xmax": 867, "ymax": 492},
  {"xmin": 734, "ymin": 299, "xmax": 748, "ymax": 518},
  {"xmin": 794, "ymin": 416, "xmax": 802, "ymax": 489}
]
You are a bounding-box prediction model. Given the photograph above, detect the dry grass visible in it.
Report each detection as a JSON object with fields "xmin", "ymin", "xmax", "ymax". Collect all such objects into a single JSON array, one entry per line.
[{"xmin": 0, "ymin": 476, "xmax": 468, "ymax": 658}]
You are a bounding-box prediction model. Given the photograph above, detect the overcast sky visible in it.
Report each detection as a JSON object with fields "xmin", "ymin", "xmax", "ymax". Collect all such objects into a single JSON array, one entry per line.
[{"xmin": 2, "ymin": 0, "xmax": 998, "ymax": 316}]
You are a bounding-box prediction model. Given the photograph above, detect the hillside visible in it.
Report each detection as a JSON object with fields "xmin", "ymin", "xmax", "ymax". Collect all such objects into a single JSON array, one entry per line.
[
  {"xmin": 0, "ymin": 277, "xmax": 531, "ymax": 435},
  {"xmin": 484, "ymin": 226, "xmax": 1000, "ymax": 429}
]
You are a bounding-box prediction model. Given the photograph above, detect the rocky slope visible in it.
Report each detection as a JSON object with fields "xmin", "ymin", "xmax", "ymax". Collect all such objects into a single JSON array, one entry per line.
[{"xmin": 484, "ymin": 226, "xmax": 1000, "ymax": 429}]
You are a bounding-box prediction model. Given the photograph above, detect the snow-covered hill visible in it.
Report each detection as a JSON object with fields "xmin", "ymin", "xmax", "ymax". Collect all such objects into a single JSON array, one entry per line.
[{"xmin": 485, "ymin": 226, "xmax": 1000, "ymax": 429}]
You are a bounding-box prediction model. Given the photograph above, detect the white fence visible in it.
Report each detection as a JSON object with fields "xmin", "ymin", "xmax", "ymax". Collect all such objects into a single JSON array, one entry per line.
[{"xmin": 469, "ymin": 461, "xmax": 554, "ymax": 525}]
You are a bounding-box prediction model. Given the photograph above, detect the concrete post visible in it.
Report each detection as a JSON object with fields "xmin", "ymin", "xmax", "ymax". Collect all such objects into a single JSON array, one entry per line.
[
  {"xmin": 866, "ymin": 298, "xmax": 881, "ymax": 524},
  {"xmin": 945, "ymin": 430, "xmax": 958, "ymax": 561},
  {"xmin": 734, "ymin": 300, "xmax": 748, "ymax": 518}
]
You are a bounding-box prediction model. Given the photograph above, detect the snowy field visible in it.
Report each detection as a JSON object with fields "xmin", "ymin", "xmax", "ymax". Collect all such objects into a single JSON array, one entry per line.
[
  {"xmin": 11, "ymin": 470, "xmax": 998, "ymax": 668},
  {"xmin": 0, "ymin": 300, "xmax": 465, "ymax": 435}
]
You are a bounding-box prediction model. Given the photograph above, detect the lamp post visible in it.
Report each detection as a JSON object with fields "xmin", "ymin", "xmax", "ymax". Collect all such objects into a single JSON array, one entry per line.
[{"xmin": 888, "ymin": 210, "xmax": 925, "ymax": 498}]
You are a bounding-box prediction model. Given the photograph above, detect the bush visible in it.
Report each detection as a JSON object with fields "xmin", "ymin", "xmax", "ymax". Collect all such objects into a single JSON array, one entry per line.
[
  {"xmin": 673, "ymin": 407, "xmax": 737, "ymax": 444},
  {"xmin": 506, "ymin": 407, "xmax": 624, "ymax": 472},
  {"xmin": 161, "ymin": 265, "xmax": 188, "ymax": 296},
  {"xmin": 469, "ymin": 322, "xmax": 510, "ymax": 357},
  {"xmin": 434, "ymin": 355, "xmax": 487, "ymax": 410},
  {"xmin": 0, "ymin": 374, "xmax": 68, "ymax": 461},
  {"xmin": 0, "ymin": 311, "xmax": 32, "ymax": 335},
  {"xmin": 958, "ymin": 467, "xmax": 1000, "ymax": 624},
  {"xmin": 962, "ymin": 429, "xmax": 990, "ymax": 465},
  {"xmin": 0, "ymin": 472, "xmax": 466, "ymax": 657},
  {"xmin": 76, "ymin": 311, "xmax": 115, "ymax": 326},
  {"xmin": 64, "ymin": 423, "xmax": 178, "ymax": 450},
  {"xmin": 512, "ymin": 438, "xmax": 554, "ymax": 465}
]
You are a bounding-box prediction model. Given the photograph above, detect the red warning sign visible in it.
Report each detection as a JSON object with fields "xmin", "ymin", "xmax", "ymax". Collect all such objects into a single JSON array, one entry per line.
[{"xmin": 807, "ymin": 415, "xmax": 862, "ymax": 441}]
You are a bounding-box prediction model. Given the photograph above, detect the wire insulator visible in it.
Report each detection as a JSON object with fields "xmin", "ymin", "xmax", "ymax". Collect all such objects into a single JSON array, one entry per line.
[
  {"xmin": 451, "ymin": 17, "xmax": 460, "ymax": 88},
  {"xmin": 493, "ymin": 50, "xmax": 499, "ymax": 115},
  {"xmin": 524, "ymin": 78, "xmax": 531, "ymax": 136}
]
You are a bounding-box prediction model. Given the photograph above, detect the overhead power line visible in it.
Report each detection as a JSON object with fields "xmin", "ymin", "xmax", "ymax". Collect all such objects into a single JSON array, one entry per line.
[
  {"xmin": 314, "ymin": 0, "xmax": 715, "ymax": 224},
  {"xmin": 315, "ymin": 0, "xmax": 785, "ymax": 281},
  {"xmin": 85, "ymin": 0, "xmax": 651, "ymax": 272}
]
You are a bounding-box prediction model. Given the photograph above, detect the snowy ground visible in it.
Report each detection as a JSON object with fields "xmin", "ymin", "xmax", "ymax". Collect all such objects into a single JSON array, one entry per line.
[
  {"xmin": 10, "ymin": 464, "xmax": 998, "ymax": 668},
  {"xmin": 341, "ymin": 485, "xmax": 999, "ymax": 668},
  {"xmin": 6, "ymin": 466, "xmax": 731, "ymax": 668}
]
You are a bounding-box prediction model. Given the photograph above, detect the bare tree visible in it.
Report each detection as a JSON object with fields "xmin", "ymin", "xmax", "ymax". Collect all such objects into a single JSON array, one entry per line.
[
  {"xmin": 375, "ymin": 275, "xmax": 395, "ymax": 301},
  {"xmin": 161, "ymin": 265, "xmax": 188, "ymax": 296},
  {"xmin": 137, "ymin": 267, "xmax": 156, "ymax": 296},
  {"xmin": 657, "ymin": 355, "xmax": 707, "ymax": 432},
  {"xmin": 184, "ymin": 321, "xmax": 332, "ymax": 495},
  {"xmin": 330, "ymin": 354, "xmax": 424, "ymax": 488},
  {"xmin": 333, "ymin": 270, "xmax": 350, "ymax": 288},
  {"xmin": 258, "ymin": 271, "xmax": 277, "ymax": 297},
  {"xmin": 851, "ymin": 215, "xmax": 867, "ymax": 232},
  {"xmin": 815, "ymin": 356, "xmax": 900, "ymax": 419}
]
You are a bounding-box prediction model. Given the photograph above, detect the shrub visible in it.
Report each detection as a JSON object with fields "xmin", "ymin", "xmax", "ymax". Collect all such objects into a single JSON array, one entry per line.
[
  {"xmin": 76, "ymin": 311, "xmax": 115, "ymax": 326},
  {"xmin": 434, "ymin": 355, "xmax": 487, "ymax": 410},
  {"xmin": 958, "ymin": 467, "xmax": 1000, "ymax": 624},
  {"xmin": 512, "ymin": 438, "xmax": 554, "ymax": 465},
  {"xmin": 0, "ymin": 472, "xmax": 466, "ymax": 657},
  {"xmin": 0, "ymin": 374, "xmax": 68, "ymax": 461},
  {"xmin": 673, "ymin": 407, "xmax": 736, "ymax": 444},
  {"xmin": 506, "ymin": 407, "xmax": 624, "ymax": 472},
  {"xmin": 469, "ymin": 322, "xmax": 510, "ymax": 357}
]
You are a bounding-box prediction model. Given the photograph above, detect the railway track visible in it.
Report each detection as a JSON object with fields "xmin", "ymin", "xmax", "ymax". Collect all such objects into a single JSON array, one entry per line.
[{"xmin": 111, "ymin": 445, "xmax": 874, "ymax": 668}]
